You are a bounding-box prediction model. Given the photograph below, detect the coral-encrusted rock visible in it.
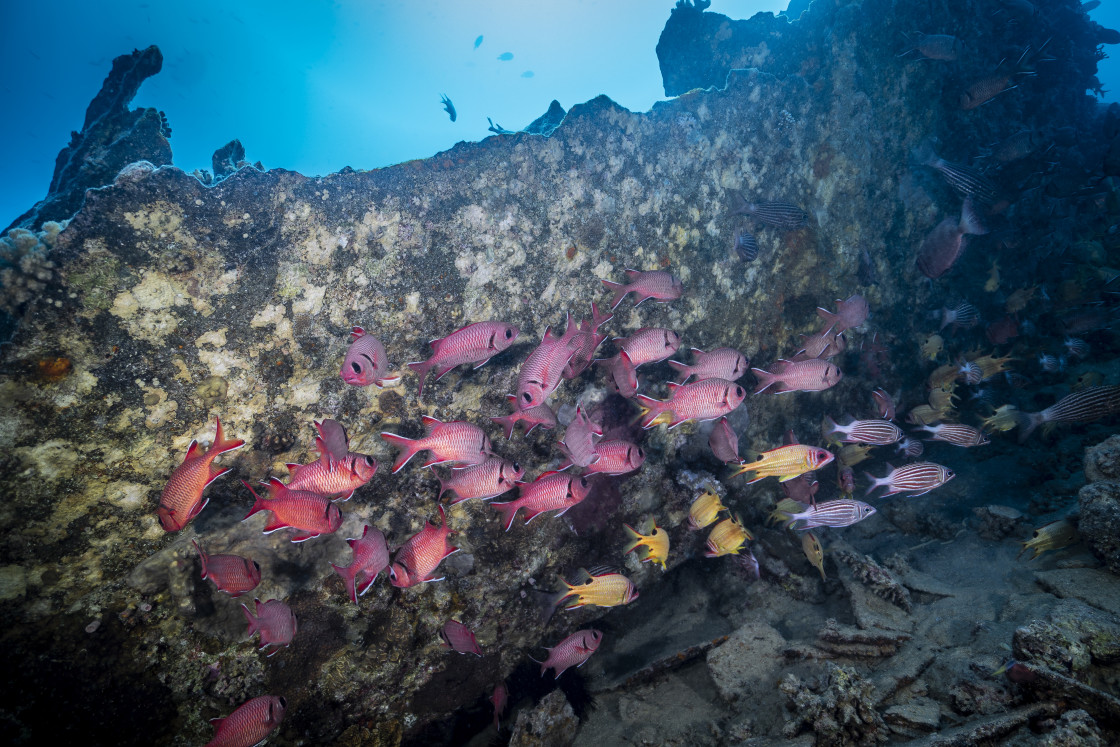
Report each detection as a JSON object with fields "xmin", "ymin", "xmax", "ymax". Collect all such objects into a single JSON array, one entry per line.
[
  {"xmin": 1085, "ymin": 435, "xmax": 1120, "ymax": 483},
  {"xmin": 508, "ymin": 690, "xmax": 579, "ymax": 747},
  {"xmin": 780, "ymin": 664, "xmax": 887, "ymax": 746},
  {"xmin": 706, "ymin": 621, "xmax": 786, "ymax": 703},
  {"xmin": 1078, "ymin": 480, "xmax": 1120, "ymax": 575},
  {"xmin": 1012, "ymin": 599, "xmax": 1120, "ymax": 676},
  {"xmin": 1043, "ymin": 709, "xmax": 1107, "ymax": 747}
]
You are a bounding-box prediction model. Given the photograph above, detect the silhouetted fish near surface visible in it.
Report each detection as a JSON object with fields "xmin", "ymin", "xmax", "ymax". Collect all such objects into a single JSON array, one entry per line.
[
  {"xmin": 497, "ymin": 52, "xmax": 513, "ymax": 61},
  {"xmin": 731, "ymin": 196, "xmax": 809, "ymax": 228},
  {"xmin": 474, "ymin": 35, "xmax": 483, "ymax": 49},
  {"xmin": 440, "ymin": 94, "xmax": 456, "ymax": 122}
]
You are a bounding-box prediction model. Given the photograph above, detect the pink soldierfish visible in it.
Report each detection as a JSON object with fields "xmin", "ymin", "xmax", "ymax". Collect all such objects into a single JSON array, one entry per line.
[
  {"xmin": 793, "ymin": 327, "xmax": 846, "ymax": 361},
  {"xmin": 636, "ymin": 378, "xmax": 747, "ymax": 429},
  {"xmin": 864, "ymin": 462, "xmax": 955, "ymax": 497},
  {"xmin": 709, "ymin": 417, "xmax": 742, "ymax": 464},
  {"xmin": 556, "ymin": 403, "xmax": 603, "ymax": 469},
  {"xmin": 752, "ymin": 359, "xmax": 843, "ymax": 394},
  {"xmin": 205, "ymin": 695, "xmax": 285, "ymax": 747},
  {"xmin": 380, "ymin": 416, "xmax": 494, "ymax": 473},
  {"xmin": 242, "ymin": 598, "xmax": 297, "ymax": 656},
  {"xmin": 583, "ymin": 440, "xmax": 645, "ymax": 475},
  {"xmin": 340, "ymin": 326, "xmax": 400, "ymax": 388},
  {"xmin": 601, "ymin": 269, "xmax": 683, "ymax": 310},
  {"xmin": 193, "ymin": 540, "xmax": 261, "ymax": 598},
  {"xmin": 871, "ymin": 388, "xmax": 895, "ymax": 420},
  {"xmin": 407, "ymin": 321, "xmax": 520, "ymax": 396},
  {"xmin": 816, "ymin": 294, "xmax": 869, "ymax": 333},
  {"xmin": 158, "ymin": 417, "xmax": 245, "ymax": 532},
  {"xmin": 515, "ymin": 316, "xmax": 582, "ymax": 410},
  {"xmin": 437, "ymin": 457, "xmax": 524, "ymax": 504},
  {"xmin": 389, "ymin": 505, "xmax": 459, "ymax": 588},
  {"xmin": 614, "ymin": 328, "xmax": 681, "ymax": 368},
  {"xmin": 314, "ymin": 419, "xmax": 349, "ymax": 470},
  {"xmin": 439, "ymin": 619, "xmax": 483, "ymax": 656},
  {"xmin": 668, "ymin": 347, "xmax": 749, "ymax": 384},
  {"xmin": 822, "ymin": 416, "xmax": 903, "ymax": 446},
  {"xmin": 563, "ymin": 303, "xmax": 614, "ymax": 379},
  {"xmin": 916, "ymin": 198, "xmax": 988, "ymax": 279},
  {"xmin": 242, "ymin": 478, "xmax": 343, "ymax": 543},
  {"xmin": 603, "ymin": 352, "xmax": 639, "ymax": 398},
  {"xmin": 283, "ymin": 453, "xmax": 376, "ymax": 502},
  {"xmin": 533, "ymin": 629, "xmax": 603, "ymax": 678},
  {"xmin": 491, "ymin": 395, "xmax": 557, "ymax": 439},
  {"xmin": 491, "ymin": 472, "xmax": 592, "ymax": 531},
  {"xmin": 490, "ymin": 683, "xmax": 508, "ymax": 729},
  {"xmin": 330, "ymin": 525, "xmax": 390, "ymax": 604}
]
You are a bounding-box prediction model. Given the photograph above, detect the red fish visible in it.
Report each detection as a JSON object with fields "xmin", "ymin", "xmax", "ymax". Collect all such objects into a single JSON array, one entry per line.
[
  {"xmin": 709, "ymin": 416, "xmax": 742, "ymax": 464},
  {"xmin": 556, "ymin": 403, "xmax": 603, "ymax": 469},
  {"xmin": 283, "ymin": 419, "xmax": 376, "ymax": 501},
  {"xmin": 916, "ymin": 199, "xmax": 987, "ymax": 279},
  {"xmin": 340, "ymin": 326, "xmax": 399, "ymax": 388},
  {"xmin": 437, "ymin": 457, "xmax": 524, "ymax": 504},
  {"xmin": 242, "ymin": 478, "xmax": 343, "ymax": 543},
  {"xmin": 193, "ymin": 540, "xmax": 261, "ymax": 598},
  {"xmin": 491, "ymin": 472, "xmax": 592, "ymax": 531},
  {"xmin": 515, "ymin": 316, "xmax": 581, "ymax": 410},
  {"xmin": 533, "ymin": 629, "xmax": 603, "ymax": 678},
  {"xmin": 331, "ymin": 525, "xmax": 390, "ymax": 604},
  {"xmin": 793, "ymin": 327, "xmax": 846, "ymax": 361},
  {"xmin": 380, "ymin": 416, "xmax": 494, "ymax": 473},
  {"xmin": 583, "ymin": 440, "xmax": 645, "ymax": 475},
  {"xmin": 439, "ymin": 619, "xmax": 482, "ymax": 656},
  {"xmin": 563, "ymin": 303, "xmax": 613, "ymax": 379},
  {"xmin": 668, "ymin": 347, "xmax": 749, "ymax": 384},
  {"xmin": 816, "ymin": 294, "xmax": 869, "ymax": 333},
  {"xmin": 242, "ymin": 598, "xmax": 297, "ymax": 656},
  {"xmin": 490, "ymin": 683, "xmax": 507, "ymax": 729},
  {"xmin": 838, "ymin": 466, "xmax": 855, "ymax": 495},
  {"xmin": 491, "ymin": 396, "xmax": 557, "ymax": 439},
  {"xmin": 864, "ymin": 462, "xmax": 955, "ymax": 497},
  {"xmin": 389, "ymin": 504, "xmax": 458, "ymax": 588},
  {"xmin": 158, "ymin": 417, "xmax": 245, "ymax": 532},
  {"xmin": 314, "ymin": 419, "xmax": 349, "ymax": 470},
  {"xmin": 822, "ymin": 416, "xmax": 903, "ymax": 445},
  {"xmin": 204, "ymin": 695, "xmax": 285, "ymax": 747},
  {"xmin": 407, "ymin": 321, "xmax": 520, "ymax": 396},
  {"xmin": 871, "ymin": 388, "xmax": 895, "ymax": 420},
  {"xmin": 614, "ymin": 327, "xmax": 681, "ymax": 368},
  {"xmin": 637, "ymin": 378, "xmax": 747, "ymax": 429},
  {"xmin": 601, "ymin": 269, "xmax": 683, "ymax": 310},
  {"xmin": 603, "ymin": 352, "xmax": 639, "ymax": 398},
  {"xmin": 752, "ymin": 359, "xmax": 842, "ymax": 394}
]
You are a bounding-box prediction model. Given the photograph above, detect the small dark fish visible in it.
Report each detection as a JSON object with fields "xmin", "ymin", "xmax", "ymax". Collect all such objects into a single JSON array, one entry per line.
[
  {"xmin": 989, "ymin": 130, "xmax": 1042, "ymax": 163},
  {"xmin": 487, "ymin": 117, "xmax": 514, "ymax": 135},
  {"xmin": 916, "ymin": 198, "xmax": 987, "ymax": 279},
  {"xmin": 918, "ymin": 148, "xmax": 998, "ymax": 204},
  {"xmin": 440, "ymin": 94, "xmax": 457, "ymax": 122},
  {"xmin": 474, "ymin": 35, "xmax": 484, "ymax": 49},
  {"xmin": 521, "ymin": 71, "xmax": 534, "ymax": 78},
  {"xmin": 960, "ymin": 73, "xmax": 1016, "ymax": 109},
  {"xmin": 939, "ymin": 301, "xmax": 980, "ymax": 331},
  {"xmin": 733, "ymin": 227, "xmax": 759, "ymax": 261},
  {"xmin": 898, "ymin": 32, "xmax": 963, "ymax": 61},
  {"xmin": 732, "ymin": 196, "xmax": 808, "ymax": 229},
  {"xmin": 497, "ymin": 52, "xmax": 513, "ymax": 61}
]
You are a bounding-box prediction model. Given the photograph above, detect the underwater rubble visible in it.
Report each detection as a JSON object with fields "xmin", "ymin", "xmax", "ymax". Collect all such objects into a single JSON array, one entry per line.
[{"xmin": 2, "ymin": 0, "xmax": 1120, "ymax": 744}]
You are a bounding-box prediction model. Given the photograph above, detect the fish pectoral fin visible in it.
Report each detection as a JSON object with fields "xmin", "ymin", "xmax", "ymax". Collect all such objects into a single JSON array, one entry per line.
[{"xmin": 473, "ymin": 356, "xmax": 494, "ymax": 370}]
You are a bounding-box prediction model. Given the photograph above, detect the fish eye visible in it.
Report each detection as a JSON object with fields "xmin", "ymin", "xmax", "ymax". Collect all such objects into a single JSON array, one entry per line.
[
  {"xmin": 253, "ymin": 561, "xmax": 261, "ymax": 572},
  {"xmin": 580, "ymin": 478, "xmax": 589, "ymax": 489},
  {"xmin": 505, "ymin": 328, "xmax": 513, "ymax": 338},
  {"xmin": 735, "ymin": 386, "xmax": 744, "ymax": 397},
  {"xmin": 637, "ymin": 448, "xmax": 645, "ymax": 459},
  {"xmin": 350, "ymin": 361, "xmax": 362, "ymax": 373},
  {"xmin": 522, "ymin": 392, "xmax": 532, "ymax": 402},
  {"xmin": 512, "ymin": 461, "xmax": 520, "ymax": 471},
  {"xmin": 278, "ymin": 697, "xmax": 287, "ymax": 708}
]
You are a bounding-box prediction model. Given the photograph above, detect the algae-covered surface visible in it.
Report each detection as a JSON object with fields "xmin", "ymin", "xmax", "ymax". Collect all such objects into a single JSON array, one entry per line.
[{"xmin": 3, "ymin": 0, "xmax": 1120, "ymax": 744}]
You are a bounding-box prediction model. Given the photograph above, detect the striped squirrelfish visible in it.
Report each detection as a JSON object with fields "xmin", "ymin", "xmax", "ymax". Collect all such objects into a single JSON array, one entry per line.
[
  {"xmin": 623, "ymin": 520, "xmax": 669, "ymax": 569},
  {"xmin": 1015, "ymin": 385, "xmax": 1120, "ymax": 442},
  {"xmin": 752, "ymin": 358, "xmax": 843, "ymax": 394},
  {"xmin": 688, "ymin": 490, "xmax": 727, "ymax": 530},
  {"xmin": 551, "ymin": 567, "xmax": 638, "ymax": 610},
  {"xmin": 771, "ymin": 497, "xmax": 876, "ymax": 530},
  {"xmin": 406, "ymin": 320, "xmax": 520, "ymax": 396},
  {"xmin": 436, "ymin": 457, "xmax": 524, "ymax": 504},
  {"xmin": 204, "ymin": 695, "xmax": 285, "ymax": 747},
  {"xmin": 822, "ymin": 415, "xmax": 903, "ymax": 446},
  {"xmin": 158, "ymin": 417, "xmax": 245, "ymax": 532},
  {"xmin": 491, "ymin": 472, "xmax": 592, "ymax": 531},
  {"xmin": 705, "ymin": 516, "xmax": 753, "ymax": 557},
  {"xmin": 636, "ymin": 378, "xmax": 747, "ymax": 429},
  {"xmin": 193, "ymin": 540, "xmax": 261, "ymax": 598},
  {"xmin": 340, "ymin": 326, "xmax": 400, "ymax": 388},
  {"xmin": 242, "ymin": 478, "xmax": 342, "ymax": 543},
  {"xmin": 914, "ymin": 422, "xmax": 990, "ymax": 447},
  {"xmin": 668, "ymin": 347, "xmax": 749, "ymax": 384},
  {"xmin": 865, "ymin": 462, "xmax": 955, "ymax": 498},
  {"xmin": 731, "ymin": 444, "xmax": 835, "ymax": 484},
  {"xmin": 389, "ymin": 505, "xmax": 459, "ymax": 588},
  {"xmin": 731, "ymin": 196, "xmax": 809, "ymax": 228},
  {"xmin": 380, "ymin": 416, "xmax": 494, "ymax": 473},
  {"xmin": 533, "ymin": 629, "xmax": 603, "ymax": 678},
  {"xmin": 601, "ymin": 269, "xmax": 683, "ymax": 310},
  {"xmin": 330, "ymin": 525, "xmax": 390, "ymax": 604},
  {"xmin": 939, "ymin": 302, "xmax": 981, "ymax": 332}
]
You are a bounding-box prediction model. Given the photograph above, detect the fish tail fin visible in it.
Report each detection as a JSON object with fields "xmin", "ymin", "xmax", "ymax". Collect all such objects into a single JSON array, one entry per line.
[
  {"xmin": 331, "ymin": 563, "xmax": 358, "ymax": 604},
  {"xmin": 622, "ymin": 523, "xmax": 644, "ymax": 554},
  {"xmin": 769, "ymin": 498, "xmax": 805, "ymax": 527},
  {"xmin": 379, "ymin": 432, "xmax": 419, "ymax": 473},
  {"xmin": 666, "ymin": 359, "xmax": 691, "ymax": 384},
  {"xmin": 490, "ymin": 501, "xmax": 521, "ymax": 532},
  {"xmin": 240, "ymin": 602, "xmax": 258, "ymax": 634},
  {"xmin": 591, "ymin": 301, "xmax": 613, "ymax": 331},
  {"xmin": 635, "ymin": 394, "xmax": 668, "ymax": 429},
  {"xmin": 863, "ymin": 471, "xmax": 887, "ymax": 497},
  {"xmin": 209, "ymin": 416, "xmax": 246, "ymax": 457},
  {"xmin": 241, "ymin": 480, "xmax": 269, "ymax": 520},
  {"xmin": 406, "ymin": 360, "xmax": 431, "ymax": 396},
  {"xmin": 821, "ymin": 414, "xmax": 842, "ymax": 445},
  {"xmin": 490, "ymin": 414, "xmax": 517, "ymax": 440},
  {"xmin": 192, "ymin": 539, "xmax": 209, "ymax": 577},
  {"xmin": 751, "ymin": 367, "xmax": 777, "ymax": 394},
  {"xmin": 601, "ymin": 279, "xmax": 627, "ymax": 310},
  {"xmin": 960, "ymin": 197, "xmax": 988, "ymax": 236},
  {"xmin": 1016, "ymin": 410, "xmax": 1044, "ymax": 443}
]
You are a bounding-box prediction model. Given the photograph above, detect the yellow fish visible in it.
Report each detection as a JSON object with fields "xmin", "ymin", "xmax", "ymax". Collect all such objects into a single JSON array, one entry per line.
[
  {"xmin": 623, "ymin": 520, "xmax": 669, "ymax": 569},
  {"xmin": 705, "ymin": 516, "xmax": 752, "ymax": 558},
  {"xmin": 1018, "ymin": 520, "xmax": 1078, "ymax": 561},
  {"xmin": 837, "ymin": 443, "xmax": 873, "ymax": 468},
  {"xmin": 982, "ymin": 404, "xmax": 1020, "ymax": 433},
  {"xmin": 928, "ymin": 364, "xmax": 958, "ymax": 390},
  {"xmin": 984, "ymin": 260, "xmax": 1000, "ymax": 292},
  {"xmin": 1005, "ymin": 285, "xmax": 1036, "ymax": 314},
  {"xmin": 1072, "ymin": 371, "xmax": 1104, "ymax": 392},
  {"xmin": 731, "ymin": 444, "xmax": 834, "ymax": 484},
  {"xmin": 688, "ymin": 490, "xmax": 727, "ymax": 530},
  {"xmin": 972, "ymin": 353, "xmax": 1014, "ymax": 380},
  {"xmin": 551, "ymin": 567, "xmax": 638, "ymax": 610},
  {"xmin": 907, "ymin": 404, "xmax": 943, "ymax": 426},
  {"xmin": 801, "ymin": 531, "xmax": 825, "ymax": 580},
  {"xmin": 928, "ymin": 385, "xmax": 958, "ymax": 415},
  {"xmin": 920, "ymin": 334, "xmax": 944, "ymax": 361}
]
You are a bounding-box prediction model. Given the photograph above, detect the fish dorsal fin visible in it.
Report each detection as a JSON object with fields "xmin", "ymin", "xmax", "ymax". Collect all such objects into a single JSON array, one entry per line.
[
  {"xmin": 570, "ymin": 568, "xmax": 594, "ymax": 584},
  {"xmin": 265, "ymin": 477, "xmax": 287, "ymax": 499},
  {"xmin": 585, "ymin": 564, "xmax": 620, "ymax": 577},
  {"xmin": 350, "ymin": 326, "xmax": 366, "ymax": 341},
  {"xmin": 184, "ymin": 440, "xmax": 202, "ymax": 461},
  {"xmin": 421, "ymin": 415, "xmax": 442, "ymax": 432},
  {"xmin": 428, "ymin": 336, "xmax": 445, "ymax": 353},
  {"xmin": 536, "ymin": 470, "xmax": 564, "ymax": 480},
  {"xmin": 666, "ymin": 382, "xmax": 681, "ymax": 393},
  {"xmin": 624, "ymin": 269, "xmax": 642, "ymax": 281}
]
